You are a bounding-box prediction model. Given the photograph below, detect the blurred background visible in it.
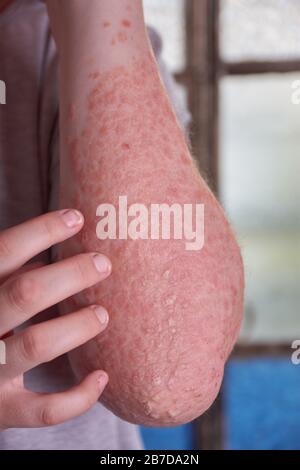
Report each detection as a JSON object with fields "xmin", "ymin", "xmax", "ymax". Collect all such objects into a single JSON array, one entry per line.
[{"xmin": 141, "ymin": 0, "xmax": 300, "ymax": 450}]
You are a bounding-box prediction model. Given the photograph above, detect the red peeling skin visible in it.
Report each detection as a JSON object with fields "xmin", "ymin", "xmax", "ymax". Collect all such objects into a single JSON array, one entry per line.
[{"xmin": 60, "ymin": 55, "xmax": 244, "ymax": 426}]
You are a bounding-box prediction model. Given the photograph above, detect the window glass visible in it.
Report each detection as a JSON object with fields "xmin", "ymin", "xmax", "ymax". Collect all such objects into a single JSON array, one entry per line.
[
  {"xmin": 220, "ymin": 73, "xmax": 300, "ymax": 342},
  {"xmin": 143, "ymin": 0, "xmax": 186, "ymax": 72},
  {"xmin": 220, "ymin": 0, "xmax": 300, "ymax": 61}
]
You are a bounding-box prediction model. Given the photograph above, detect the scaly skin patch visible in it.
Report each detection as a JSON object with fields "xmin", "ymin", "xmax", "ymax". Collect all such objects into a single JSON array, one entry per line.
[{"xmin": 59, "ymin": 55, "xmax": 244, "ymax": 426}]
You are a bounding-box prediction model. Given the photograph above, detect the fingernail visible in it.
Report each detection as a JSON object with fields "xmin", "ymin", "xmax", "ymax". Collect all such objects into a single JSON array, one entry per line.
[
  {"xmin": 96, "ymin": 371, "xmax": 108, "ymax": 389},
  {"xmin": 92, "ymin": 305, "xmax": 109, "ymax": 325},
  {"xmin": 93, "ymin": 254, "xmax": 111, "ymax": 274},
  {"xmin": 61, "ymin": 209, "xmax": 83, "ymax": 228}
]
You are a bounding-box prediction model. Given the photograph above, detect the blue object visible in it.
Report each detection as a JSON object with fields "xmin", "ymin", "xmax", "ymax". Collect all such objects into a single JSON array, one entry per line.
[
  {"xmin": 140, "ymin": 423, "xmax": 195, "ymax": 450},
  {"xmin": 223, "ymin": 357, "xmax": 300, "ymax": 450}
]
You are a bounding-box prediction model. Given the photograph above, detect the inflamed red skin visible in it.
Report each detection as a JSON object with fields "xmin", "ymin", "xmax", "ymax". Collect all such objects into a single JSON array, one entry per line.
[{"xmin": 47, "ymin": 0, "xmax": 244, "ymax": 426}]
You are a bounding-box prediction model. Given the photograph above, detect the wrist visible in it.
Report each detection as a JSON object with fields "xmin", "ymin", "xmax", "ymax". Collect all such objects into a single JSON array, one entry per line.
[
  {"xmin": 47, "ymin": 2, "xmax": 151, "ymax": 80},
  {"xmin": 46, "ymin": 0, "xmax": 146, "ymax": 51}
]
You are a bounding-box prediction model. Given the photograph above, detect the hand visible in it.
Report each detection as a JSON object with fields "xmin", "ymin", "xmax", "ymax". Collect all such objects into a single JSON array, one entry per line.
[{"xmin": 0, "ymin": 210, "xmax": 112, "ymax": 429}]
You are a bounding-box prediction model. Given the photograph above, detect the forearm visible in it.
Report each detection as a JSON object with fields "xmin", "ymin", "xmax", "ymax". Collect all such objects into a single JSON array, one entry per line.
[
  {"xmin": 47, "ymin": 0, "xmax": 146, "ymax": 47},
  {"xmin": 47, "ymin": 0, "xmax": 202, "ymax": 253},
  {"xmin": 47, "ymin": 0, "xmax": 163, "ymax": 197},
  {"xmin": 48, "ymin": 0, "xmax": 200, "ymax": 224},
  {"xmin": 47, "ymin": 0, "xmax": 148, "ymax": 125}
]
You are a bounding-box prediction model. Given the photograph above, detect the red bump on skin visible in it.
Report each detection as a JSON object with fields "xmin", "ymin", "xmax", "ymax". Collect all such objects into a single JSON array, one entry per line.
[
  {"xmin": 168, "ymin": 186, "xmax": 180, "ymax": 198},
  {"xmin": 121, "ymin": 143, "xmax": 130, "ymax": 150},
  {"xmin": 193, "ymin": 189, "xmax": 205, "ymax": 201},
  {"xmin": 122, "ymin": 19, "xmax": 131, "ymax": 28},
  {"xmin": 104, "ymin": 91, "xmax": 116, "ymax": 105},
  {"xmin": 103, "ymin": 21, "xmax": 111, "ymax": 28},
  {"xmin": 231, "ymin": 285, "xmax": 238, "ymax": 298},
  {"xmin": 180, "ymin": 152, "xmax": 190, "ymax": 166}
]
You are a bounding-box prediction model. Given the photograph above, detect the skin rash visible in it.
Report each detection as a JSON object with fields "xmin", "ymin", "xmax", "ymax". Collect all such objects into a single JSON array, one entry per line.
[
  {"xmin": 59, "ymin": 54, "xmax": 244, "ymax": 426},
  {"xmin": 53, "ymin": 2, "xmax": 244, "ymax": 426}
]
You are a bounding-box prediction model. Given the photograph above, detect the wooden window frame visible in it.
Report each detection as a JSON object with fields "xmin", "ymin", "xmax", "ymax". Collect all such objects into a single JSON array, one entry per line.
[{"xmin": 174, "ymin": 0, "xmax": 300, "ymax": 450}]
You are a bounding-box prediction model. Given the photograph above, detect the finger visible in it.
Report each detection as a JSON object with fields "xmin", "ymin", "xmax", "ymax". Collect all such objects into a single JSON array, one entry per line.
[
  {"xmin": 1, "ymin": 305, "xmax": 109, "ymax": 380},
  {"xmin": 4, "ymin": 261, "xmax": 46, "ymax": 283},
  {"xmin": 0, "ymin": 263, "xmax": 46, "ymax": 315},
  {"xmin": 0, "ymin": 252, "xmax": 112, "ymax": 336},
  {"xmin": 0, "ymin": 209, "xmax": 84, "ymax": 280},
  {"xmin": 0, "ymin": 331, "xmax": 13, "ymax": 340},
  {"xmin": 12, "ymin": 262, "xmax": 46, "ymax": 276},
  {"xmin": 2, "ymin": 371, "xmax": 108, "ymax": 428},
  {"xmin": 0, "ymin": 265, "xmax": 45, "ymax": 340}
]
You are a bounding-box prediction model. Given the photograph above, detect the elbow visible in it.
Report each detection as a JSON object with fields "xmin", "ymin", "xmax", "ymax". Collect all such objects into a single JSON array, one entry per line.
[
  {"xmin": 100, "ymin": 351, "xmax": 225, "ymax": 427},
  {"xmin": 137, "ymin": 366, "xmax": 224, "ymax": 427}
]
